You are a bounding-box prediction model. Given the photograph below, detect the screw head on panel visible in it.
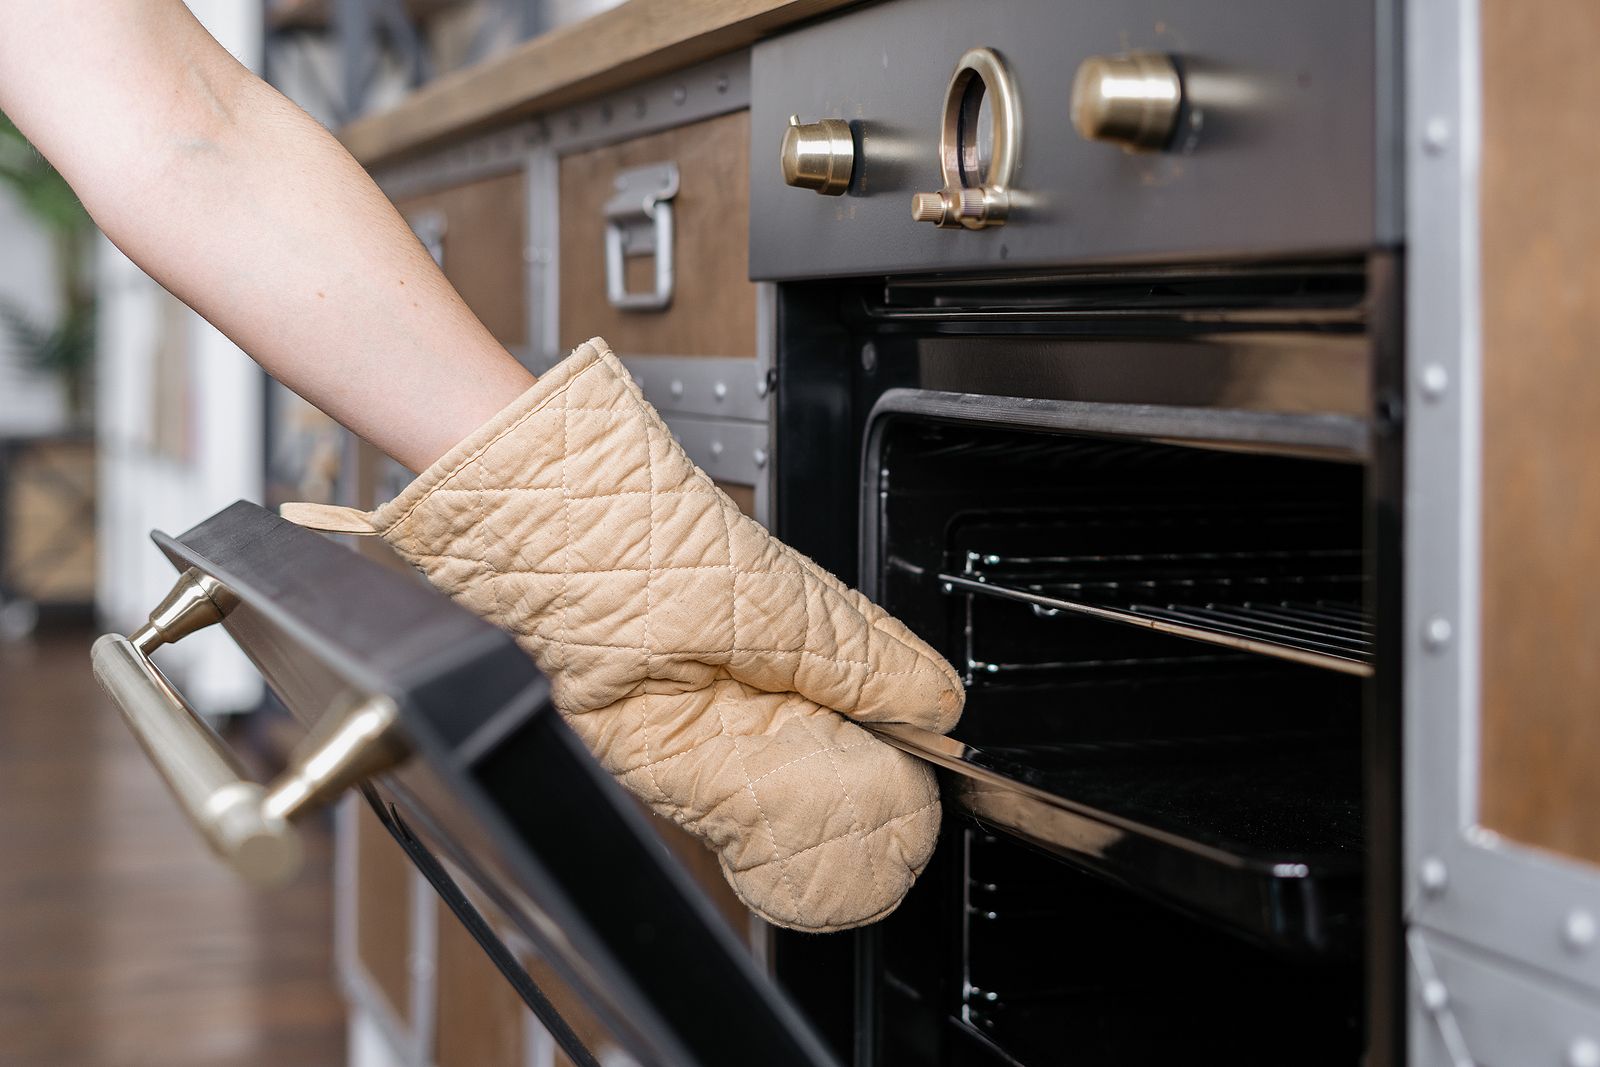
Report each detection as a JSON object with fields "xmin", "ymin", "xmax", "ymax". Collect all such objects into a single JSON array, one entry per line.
[
  {"xmin": 1570, "ymin": 1038, "xmax": 1600, "ymax": 1067},
  {"xmin": 1566, "ymin": 910, "xmax": 1598, "ymax": 952},
  {"xmin": 753, "ymin": 447, "xmax": 768, "ymax": 468},
  {"xmin": 669, "ymin": 380, "xmax": 684, "ymax": 399},
  {"xmin": 1420, "ymin": 363, "xmax": 1450, "ymax": 400},
  {"xmin": 1423, "ymin": 116, "xmax": 1451, "ymax": 155},
  {"xmin": 1423, "ymin": 616, "xmax": 1453, "ymax": 651},
  {"xmin": 1421, "ymin": 979, "xmax": 1449, "ymax": 1013},
  {"xmin": 713, "ymin": 381, "xmax": 727, "ymax": 401},
  {"xmin": 1419, "ymin": 857, "xmax": 1449, "ymax": 896}
]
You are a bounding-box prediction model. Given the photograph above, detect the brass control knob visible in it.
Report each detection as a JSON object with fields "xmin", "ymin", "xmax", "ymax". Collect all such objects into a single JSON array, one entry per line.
[
  {"xmin": 780, "ymin": 115, "xmax": 854, "ymax": 196},
  {"xmin": 1070, "ymin": 52, "xmax": 1182, "ymax": 152}
]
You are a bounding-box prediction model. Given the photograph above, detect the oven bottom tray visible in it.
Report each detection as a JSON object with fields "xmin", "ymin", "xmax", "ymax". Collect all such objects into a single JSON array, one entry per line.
[{"xmin": 870, "ymin": 722, "xmax": 1363, "ymax": 955}]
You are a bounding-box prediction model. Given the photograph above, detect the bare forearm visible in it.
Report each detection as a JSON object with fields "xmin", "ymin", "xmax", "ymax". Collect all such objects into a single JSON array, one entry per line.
[{"xmin": 0, "ymin": 1, "xmax": 533, "ymax": 471}]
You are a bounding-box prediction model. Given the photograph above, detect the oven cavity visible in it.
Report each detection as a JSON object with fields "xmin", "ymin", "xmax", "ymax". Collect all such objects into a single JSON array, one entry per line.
[{"xmin": 864, "ymin": 414, "xmax": 1369, "ymax": 1064}]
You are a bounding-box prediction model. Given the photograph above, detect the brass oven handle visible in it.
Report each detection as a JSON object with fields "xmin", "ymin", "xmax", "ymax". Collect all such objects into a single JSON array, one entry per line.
[{"xmin": 91, "ymin": 568, "xmax": 407, "ymax": 888}]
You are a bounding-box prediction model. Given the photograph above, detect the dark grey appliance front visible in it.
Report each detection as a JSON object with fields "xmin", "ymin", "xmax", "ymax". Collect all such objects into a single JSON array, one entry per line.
[{"xmin": 750, "ymin": 0, "xmax": 1383, "ymax": 279}]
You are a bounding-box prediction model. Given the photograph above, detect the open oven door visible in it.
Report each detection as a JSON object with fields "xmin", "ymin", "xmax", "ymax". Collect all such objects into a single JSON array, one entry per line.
[{"xmin": 90, "ymin": 500, "xmax": 840, "ymax": 1067}]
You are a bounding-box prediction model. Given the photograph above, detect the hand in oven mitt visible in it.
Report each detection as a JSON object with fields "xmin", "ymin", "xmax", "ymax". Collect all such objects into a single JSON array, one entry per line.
[{"xmin": 282, "ymin": 338, "xmax": 964, "ymax": 932}]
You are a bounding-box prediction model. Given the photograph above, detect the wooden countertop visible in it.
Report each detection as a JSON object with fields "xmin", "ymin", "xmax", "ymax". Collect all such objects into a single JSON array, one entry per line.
[{"xmin": 338, "ymin": 0, "xmax": 856, "ymax": 165}]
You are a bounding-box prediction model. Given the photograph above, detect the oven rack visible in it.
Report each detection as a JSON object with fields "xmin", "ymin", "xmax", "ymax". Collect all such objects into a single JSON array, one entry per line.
[
  {"xmin": 944, "ymin": 548, "xmax": 1373, "ymax": 677},
  {"xmin": 870, "ymin": 719, "xmax": 1365, "ymax": 955}
]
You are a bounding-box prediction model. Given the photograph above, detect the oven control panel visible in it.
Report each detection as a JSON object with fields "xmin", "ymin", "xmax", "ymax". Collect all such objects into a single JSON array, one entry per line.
[{"xmin": 749, "ymin": 0, "xmax": 1389, "ymax": 279}]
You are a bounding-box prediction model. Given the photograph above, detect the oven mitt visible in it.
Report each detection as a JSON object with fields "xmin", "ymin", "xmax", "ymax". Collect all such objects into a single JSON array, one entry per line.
[{"xmin": 282, "ymin": 338, "xmax": 964, "ymax": 932}]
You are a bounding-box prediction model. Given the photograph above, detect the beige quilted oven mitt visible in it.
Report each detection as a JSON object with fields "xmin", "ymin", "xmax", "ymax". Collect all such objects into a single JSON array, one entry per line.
[{"xmin": 283, "ymin": 338, "xmax": 964, "ymax": 932}]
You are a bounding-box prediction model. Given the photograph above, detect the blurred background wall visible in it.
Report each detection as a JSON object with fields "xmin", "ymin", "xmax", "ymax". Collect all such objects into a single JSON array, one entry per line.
[
  {"xmin": 93, "ymin": 0, "xmax": 266, "ymax": 713},
  {"xmin": 0, "ymin": 184, "xmax": 66, "ymax": 434}
]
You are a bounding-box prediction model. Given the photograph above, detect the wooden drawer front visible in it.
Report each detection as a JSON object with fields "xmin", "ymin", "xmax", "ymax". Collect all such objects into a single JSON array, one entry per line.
[
  {"xmin": 559, "ymin": 111, "xmax": 754, "ymax": 357},
  {"xmin": 354, "ymin": 800, "xmax": 416, "ymax": 1028},
  {"xmin": 2, "ymin": 438, "xmax": 95, "ymax": 603},
  {"xmin": 1478, "ymin": 0, "xmax": 1600, "ymax": 867},
  {"xmin": 434, "ymin": 899, "xmax": 527, "ymax": 1067},
  {"xmin": 395, "ymin": 168, "xmax": 528, "ymax": 348}
]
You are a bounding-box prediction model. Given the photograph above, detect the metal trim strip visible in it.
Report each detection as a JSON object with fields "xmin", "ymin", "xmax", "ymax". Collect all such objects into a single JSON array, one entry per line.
[{"xmin": 373, "ymin": 53, "xmax": 751, "ymax": 200}]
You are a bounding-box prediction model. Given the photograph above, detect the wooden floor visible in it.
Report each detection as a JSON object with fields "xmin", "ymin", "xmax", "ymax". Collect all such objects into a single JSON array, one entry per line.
[{"xmin": 0, "ymin": 626, "xmax": 346, "ymax": 1066}]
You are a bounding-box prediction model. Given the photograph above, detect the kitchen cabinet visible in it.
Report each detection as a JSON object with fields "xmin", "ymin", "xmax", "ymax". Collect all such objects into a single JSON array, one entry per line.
[
  {"xmin": 340, "ymin": 73, "xmax": 764, "ymax": 1067},
  {"xmin": 557, "ymin": 111, "xmax": 755, "ymax": 358},
  {"xmin": 393, "ymin": 169, "xmax": 529, "ymax": 350}
]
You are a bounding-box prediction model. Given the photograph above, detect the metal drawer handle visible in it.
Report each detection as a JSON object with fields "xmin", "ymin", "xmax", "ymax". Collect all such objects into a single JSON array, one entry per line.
[
  {"xmin": 604, "ymin": 161, "xmax": 679, "ymax": 311},
  {"xmin": 90, "ymin": 568, "xmax": 408, "ymax": 887}
]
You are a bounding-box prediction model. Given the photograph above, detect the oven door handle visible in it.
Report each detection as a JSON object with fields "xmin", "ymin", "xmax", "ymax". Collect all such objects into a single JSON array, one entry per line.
[{"xmin": 90, "ymin": 568, "xmax": 408, "ymax": 887}]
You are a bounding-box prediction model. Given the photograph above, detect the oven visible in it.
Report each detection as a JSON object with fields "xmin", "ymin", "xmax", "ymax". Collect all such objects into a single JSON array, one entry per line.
[{"xmin": 750, "ymin": 0, "xmax": 1401, "ymax": 1063}]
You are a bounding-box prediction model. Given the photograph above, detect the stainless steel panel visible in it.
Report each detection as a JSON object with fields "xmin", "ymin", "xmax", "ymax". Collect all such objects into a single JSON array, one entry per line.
[
  {"xmin": 1412, "ymin": 931, "xmax": 1600, "ymax": 1067},
  {"xmin": 750, "ymin": 0, "xmax": 1381, "ymax": 278}
]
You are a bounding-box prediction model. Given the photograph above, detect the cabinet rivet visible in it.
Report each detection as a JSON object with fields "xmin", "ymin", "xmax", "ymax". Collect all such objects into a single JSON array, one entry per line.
[
  {"xmin": 861, "ymin": 342, "xmax": 878, "ymax": 373},
  {"xmin": 673, "ymin": 85, "xmax": 688, "ymax": 105},
  {"xmin": 1419, "ymin": 364, "xmax": 1449, "ymax": 400},
  {"xmin": 1420, "ymin": 857, "xmax": 1448, "ymax": 896},
  {"xmin": 669, "ymin": 380, "xmax": 684, "ymax": 399},
  {"xmin": 755, "ymin": 376, "xmax": 770, "ymax": 399},
  {"xmin": 713, "ymin": 381, "xmax": 728, "ymax": 401},
  {"xmin": 1421, "ymin": 979, "xmax": 1449, "ymax": 1012},
  {"xmin": 1423, "ymin": 616, "xmax": 1452, "ymax": 651},
  {"xmin": 709, "ymin": 440, "xmax": 724, "ymax": 457},
  {"xmin": 1570, "ymin": 1037, "xmax": 1600, "ymax": 1067},
  {"xmin": 1423, "ymin": 116, "xmax": 1451, "ymax": 155},
  {"xmin": 754, "ymin": 447, "xmax": 768, "ymax": 468},
  {"xmin": 1566, "ymin": 910, "xmax": 1597, "ymax": 951}
]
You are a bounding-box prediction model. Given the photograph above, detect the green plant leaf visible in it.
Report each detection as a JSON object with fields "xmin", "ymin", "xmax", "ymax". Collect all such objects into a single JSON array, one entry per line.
[{"xmin": 0, "ymin": 297, "xmax": 94, "ymax": 377}]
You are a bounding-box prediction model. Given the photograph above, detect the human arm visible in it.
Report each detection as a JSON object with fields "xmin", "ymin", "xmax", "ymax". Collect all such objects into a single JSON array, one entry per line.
[{"xmin": 0, "ymin": 0, "xmax": 533, "ymax": 472}]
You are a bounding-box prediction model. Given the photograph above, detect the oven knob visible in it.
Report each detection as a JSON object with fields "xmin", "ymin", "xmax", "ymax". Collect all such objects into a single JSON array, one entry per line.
[
  {"xmin": 1070, "ymin": 52, "xmax": 1183, "ymax": 152},
  {"xmin": 780, "ymin": 115, "xmax": 854, "ymax": 196}
]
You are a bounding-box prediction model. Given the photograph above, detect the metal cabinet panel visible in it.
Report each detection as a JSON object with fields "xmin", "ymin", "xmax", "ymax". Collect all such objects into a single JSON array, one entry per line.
[{"xmin": 1406, "ymin": 0, "xmax": 1600, "ymax": 1057}]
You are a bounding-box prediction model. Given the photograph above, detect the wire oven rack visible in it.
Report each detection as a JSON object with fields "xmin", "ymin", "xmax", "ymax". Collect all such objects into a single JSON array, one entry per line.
[{"xmin": 942, "ymin": 547, "xmax": 1374, "ymax": 676}]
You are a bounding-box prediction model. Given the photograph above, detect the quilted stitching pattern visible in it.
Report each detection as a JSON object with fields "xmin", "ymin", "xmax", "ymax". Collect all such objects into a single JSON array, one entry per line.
[{"xmin": 358, "ymin": 339, "xmax": 964, "ymax": 932}]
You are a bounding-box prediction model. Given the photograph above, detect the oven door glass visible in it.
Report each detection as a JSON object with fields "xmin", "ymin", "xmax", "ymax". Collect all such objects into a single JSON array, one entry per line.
[{"xmin": 138, "ymin": 500, "xmax": 838, "ymax": 1067}]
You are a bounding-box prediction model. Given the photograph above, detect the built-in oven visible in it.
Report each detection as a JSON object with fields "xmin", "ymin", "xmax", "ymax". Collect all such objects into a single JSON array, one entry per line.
[{"xmin": 748, "ymin": 0, "xmax": 1401, "ymax": 1061}]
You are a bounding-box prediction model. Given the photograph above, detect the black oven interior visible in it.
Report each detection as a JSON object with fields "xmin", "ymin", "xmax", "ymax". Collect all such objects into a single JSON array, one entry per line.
[
  {"xmin": 867, "ymin": 420, "xmax": 1367, "ymax": 1065},
  {"xmin": 769, "ymin": 263, "xmax": 1392, "ymax": 1067}
]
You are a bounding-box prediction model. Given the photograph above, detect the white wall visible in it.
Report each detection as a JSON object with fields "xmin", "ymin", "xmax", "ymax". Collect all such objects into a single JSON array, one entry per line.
[
  {"xmin": 95, "ymin": 0, "xmax": 266, "ymax": 713},
  {"xmin": 0, "ymin": 184, "xmax": 67, "ymax": 435}
]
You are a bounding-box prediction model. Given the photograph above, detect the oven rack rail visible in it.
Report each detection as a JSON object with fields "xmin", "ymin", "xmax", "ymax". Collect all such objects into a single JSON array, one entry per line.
[{"xmin": 942, "ymin": 549, "xmax": 1373, "ymax": 677}]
